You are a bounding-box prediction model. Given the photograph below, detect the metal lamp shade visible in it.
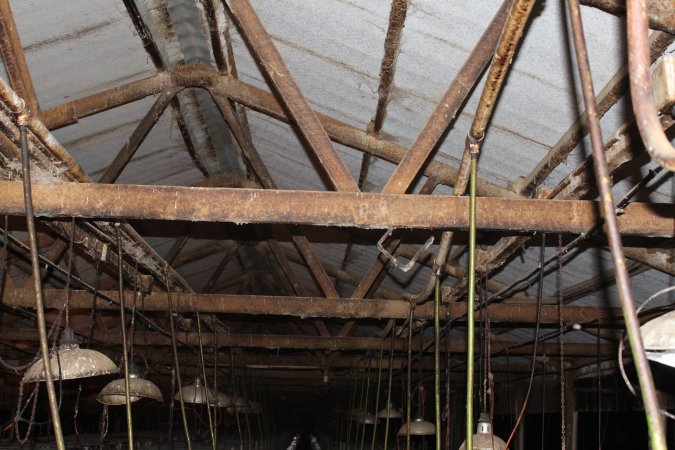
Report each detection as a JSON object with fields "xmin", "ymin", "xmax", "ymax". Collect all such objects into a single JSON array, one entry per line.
[
  {"xmin": 175, "ymin": 377, "xmax": 215, "ymax": 405},
  {"xmin": 22, "ymin": 330, "xmax": 118, "ymax": 383},
  {"xmin": 359, "ymin": 412, "xmax": 377, "ymax": 425},
  {"xmin": 459, "ymin": 413, "xmax": 506, "ymax": 450},
  {"xmin": 377, "ymin": 402, "xmax": 402, "ymax": 419},
  {"xmin": 641, "ymin": 310, "xmax": 675, "ymax": 368},
  {"xmin": 397, "ymin": 417, "xmax": 435, "ymax": 436},
  {"xmin": 97, "ymin": 373, "xmax": 164, "ymax": 405}
]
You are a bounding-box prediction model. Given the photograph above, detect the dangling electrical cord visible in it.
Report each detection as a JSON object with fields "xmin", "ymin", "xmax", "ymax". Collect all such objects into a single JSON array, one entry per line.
[
  {"xmin": 167, "ymin": 273, "xmax": 192, "ymax": 450},
  {"xmin": 465, "ymin": 151, "xmax": 478, "ymax": 450},
  {"xmin": 230, "ymin": 348, "xmax": 244, "ymax": 450},
  {"xmin": 567, "ymin": 2, "xmax": 666, "ymax": 448},
  {"xmin": 116, "ymin": 226, "xmax": 135, "ymax": 450},
  {"xmin": 371, "ymin": 338, "xmax": 385, "ymax": 450},
  {"xmin": 434, "ymin": 276, "xmax": 441, "ymax": 450},
  {"xmin": 503, "ymin": 233, "xmax": 545, "ymax": 450},
  {"xmin": 382, "ymin": 321, "xmax": 396, "ymax": 450},
  {"xmin": 18, "ymin": 122, "xmax": 66, "ymax": 450},
  {"xmin": 405, "ymin": 307, "xmax": 413, "ymax": 450},
  {"xmin": 196, "ymin": 313, "xmax": 216, "ymax": 450}
]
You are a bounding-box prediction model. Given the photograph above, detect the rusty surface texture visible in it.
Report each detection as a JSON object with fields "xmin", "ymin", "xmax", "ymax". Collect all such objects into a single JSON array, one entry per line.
[
  {"xmin": 0, "ymin": 0, "xmax": 39, "ymax": 113},
  {"xmin": 0, "ymin": 327, "xmax": 614, "ymax": 357},
  {"xmin": 627, "ymin": 0, "xmax": 675, "ymax": 171},
  {"xmin": 581, "ymin": 0, "xmax": 674, "ymax": 33},
  {"xmin": 225, "ymin": 0, "xmax": 359, "ymax": 192},
  {"xmin": 0, "ymin": 181, "xmax": 670, "ymax": 236},
  {"xmin": 383, "ymin": 0, "xmax": 514, "ymax": 195},
  {"xmin": 2, "ymin": 287, "xmax": 623, "ymax": 324}
]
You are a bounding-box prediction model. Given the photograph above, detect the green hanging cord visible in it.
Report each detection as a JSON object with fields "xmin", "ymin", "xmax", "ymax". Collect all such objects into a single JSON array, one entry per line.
[
  {"xmin": 196, "ymin": 313, "xmax": 216, "ymax": 450},
  {"xmin": 166, "ymin": 273, "xmax": 192, "ymax": 450},
  {"xmin": 346, "ymin": 370, "xmax": 359, "ymax": 449},
  {"xmin": 434, "ymin": 276, "xmax": 441, "ymax": 450},
  {"xmin": 465, "ymin": 154, "xmax": 479, "ymax": 450},
  {"xmin": 230, "ymin": 348, "xmax": 244, "ymax": 450},
  {"xmin": 406, "ymin": 307, "xmax": 414, "ymax": 450},
  {"xmin": 115, "ymin": 227, "xmax": 134, "ymax": 450},
  {"xmin": 382, "ymin": 321, "xmax": 396, "ymax": 450},
  {"xmin": 371, "ymin": 338, "xmax": 385, "ymax": 450},
  {"xmin": 358, "ymin": 358, "xmax": 372, "ymax": 450}
]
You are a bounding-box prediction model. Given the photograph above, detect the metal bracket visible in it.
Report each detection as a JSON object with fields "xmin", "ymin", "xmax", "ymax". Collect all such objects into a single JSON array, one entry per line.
[{"xmin": 376, "ymin": 228, "xmax": 434, "ymax": 273}]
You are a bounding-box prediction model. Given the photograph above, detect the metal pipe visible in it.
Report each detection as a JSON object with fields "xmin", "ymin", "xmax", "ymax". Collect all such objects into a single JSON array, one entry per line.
[
  {"xmin": 383, "ymin": 327, "xmax": 395, "ymax": 450},
  {"xmin": 567, "ymin": 1, "xmax": 666, "ymax": 449},
  {"xmin": 626, "ymin": 0, "xmax": 675, "ymax": 171},
  {"xmin": 465, "ymin": 155, "xmax": 478, "ymax": 450},
  {"xmin": 371, "ymin": 340, "xmax": 384, "ymax": 450},
  {"xmin": 434, "ymin": 277, "xmax": 441, "ymax": 450},
  {"xmin": 196, "ymin": 313, "xmax": 216, "ymax": 450},
  {"xmin": 19, "ymin": 124, "xmax": 66, "ymax": 450},
  {"xmin": 405, "ymin": 308, "xmax": 413, "ymax": 450},
  {"xmin": 116, "ymin": 227, "xmax": 134, "ymax": 450},
  {"xmin": 167, "ymin": 277, "xmax": 193, "ymax": 450}
]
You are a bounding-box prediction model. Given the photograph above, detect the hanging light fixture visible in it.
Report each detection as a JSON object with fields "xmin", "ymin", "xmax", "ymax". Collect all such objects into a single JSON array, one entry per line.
[
  {"xmin": 97, "ymin": 361, "xmax": 163, "ymax": 405},
  {"xmin": 357, "ymin": 411, "xmax": 377, "ymax": 425},
  {"xmin": 175, "ymin": 376, "xmax": 215, "ymax": 405},
  {"xmin": 397, "ymin": 416, "xmax": 435, "ymax": 436},
  {"xmin": 640, "ymin": 309, "xmax": 675, "ymax": 369},
  {"xmin": 214, "ymin": 388, "xmax": 232, "ymax": 408},
  {"xmin": 458, "ymin": 413, "xmax": 506, "ymax": 450},
  {"xmin": 22, "ymin": 329, "xmax": 118, "ymax": 383},
  {"xmin": 377, "ymin": 401, "xmax": 402, "ymax": 419}
]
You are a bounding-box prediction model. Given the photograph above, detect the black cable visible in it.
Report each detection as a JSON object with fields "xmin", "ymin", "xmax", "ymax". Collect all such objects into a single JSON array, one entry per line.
[{"xmin": 504, "ymin": 232, "xmax": 546, "ymax": 449}]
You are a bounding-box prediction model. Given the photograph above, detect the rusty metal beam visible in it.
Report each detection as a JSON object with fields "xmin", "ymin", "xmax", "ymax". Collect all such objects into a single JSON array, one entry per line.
[
  {"xmin": 513, "ymin": 31, "xmax": 673, "ymax": 196},
  {"xmin": 224, "ymin": 0, "xmax": 359, "ymax": 192},
  {"xmin": 98, "ymin": 89, "xmax": 177, "ymax": 184},
  {"xmin": 383, "ymin": 0, "xmax": 514, "ymax": 195},
  {"xmin": 0, "ymin": 0, "xmax": 39, "ymax": 113},
  {"xmin": 580, "ymin": 0, "xmax": 674, "ymax": 34},
  {"xmin": 0, "ymin": 181, "xmax": 669, "ymax": 236},
  {"xmin": 0, "ymin": 287, "xmax": 623, "ymax": 324},
  {"xmin": 40, "ymin": 66, "xmax": 516, "ymax": 199},
  {"xmin": 0, "ymin": 327, "xmax": 614, "ymax": 356}
]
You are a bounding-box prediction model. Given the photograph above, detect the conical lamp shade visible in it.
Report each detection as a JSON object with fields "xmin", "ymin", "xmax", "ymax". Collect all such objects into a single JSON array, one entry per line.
[
  {"xmin": 641, "ymin": 310, "xmax": 675, "ymax": 368},
  {"xmin": 459, "ymin": 413, "xmax": 506, "ymax": 450},
  {"xmin": 97, "ymin": 366, "xmax": 163, "ymax": 405},
  {"xmin": 23, "ymin": 330, "xmax": 118, "ymax": 383},
  {"xmin": 175, "ymin": 377, "xmax": 214, "ymax": 405},
  {"xmin": 377, "ymin": 402, "xmax": 402, "ymax": 419},
  {"xmin": 359, "ymin": 412, "xmax": 377, "ymax": 425},
  {"xmin": 397, "ymin": 416, "xmax": 435, "ymax": 436}
]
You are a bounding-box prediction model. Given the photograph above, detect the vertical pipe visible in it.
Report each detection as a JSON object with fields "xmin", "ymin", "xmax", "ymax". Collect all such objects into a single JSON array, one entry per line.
[
  {"xmin": 383, "ymin": 327, "xmax": 395, "ymax": 450},
  {"xmin": 116, "ymin": 228, "xmax": 134, "ymax": 450},
  {"xmin": 405, "ymin": 309, "xmax": 413, "ymax": 450},
  {"xmin": 567, "ymin": 2, "xmax": 667, "ymax": 449},
  {"xmin": 196, "ymin": 313, "xmax": 216, "ymax": 450},
  {"xmin": 371, "ymin": 340, "xmax": 384, "ymax": 450},
  {"xmin": 434, "ymin": 277, "xmax": 441, "ymax": 450},
  {"xmin": 167, "ymin": 279, "xmax": 192, "ymax": 450},
  {"xmin": 19, "ymin": 124, "xmax": 66, "ymax": 450},
  {"xmin": 465, "ymin": 155, "xmax": 478, "ymax": 450}
]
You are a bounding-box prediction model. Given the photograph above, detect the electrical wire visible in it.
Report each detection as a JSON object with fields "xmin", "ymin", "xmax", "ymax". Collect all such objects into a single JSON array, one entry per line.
[{"xmin": 503, "ymin": 232, "xmax": 545, "ymax": 450}]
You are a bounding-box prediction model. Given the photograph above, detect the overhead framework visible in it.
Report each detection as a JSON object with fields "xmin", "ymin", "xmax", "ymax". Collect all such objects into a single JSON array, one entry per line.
[{"xmin": 0, "ymin": 0, "xmax": 673, "ymax": 447}]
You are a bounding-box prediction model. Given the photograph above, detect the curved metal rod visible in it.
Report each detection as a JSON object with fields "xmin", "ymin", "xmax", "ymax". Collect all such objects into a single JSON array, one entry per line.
[
  {"xmin": 627, "ymin": 0, "xmax": 675, "ymax": 171},
  {"xmin": 568, "ymin": 1, "xmax": 667, "ymax": 449}
]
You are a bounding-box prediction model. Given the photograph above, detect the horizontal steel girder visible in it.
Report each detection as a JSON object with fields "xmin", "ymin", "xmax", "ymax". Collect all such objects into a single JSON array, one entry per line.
[
  {"xmin": 0, "ymin": 181, "xmax": 671, "ymax": 236},
  {"xmin": 1, "ymin": 287, "xmax": 623, "ymax": 324}
]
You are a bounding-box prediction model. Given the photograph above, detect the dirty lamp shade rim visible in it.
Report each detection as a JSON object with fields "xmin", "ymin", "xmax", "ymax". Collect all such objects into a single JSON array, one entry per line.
[
  {"xmin": 377, "ymin": 403, "xmax": 402, "ymax": 419},
  {"xmin": 97, "ymin": 374, "xmax": 164, "ymax": 405},
  {"xmin": 640, "ymin": 310, "xmax": 675, "ymax": 368},
  {"xmin": 22, "ymin": 331, "xmax": 118, "ymax": 383},
  {"xmin": 397, "ymin": 417, "xmax": 435, "ymax": 436},
  {"xmin": 175, "ymin": 377, "xmax": 215, "ymax": 405}
]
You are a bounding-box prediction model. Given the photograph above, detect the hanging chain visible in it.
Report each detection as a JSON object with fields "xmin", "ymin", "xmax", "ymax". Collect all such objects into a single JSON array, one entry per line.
[
  {"xmin": 13, "ymin": 380, "xmax": 39, "ymax": 444},
  {"xmin": 558, "ymin": 234, "xmax": 566, "ymax": 450},
  {"xmin": 63, "ymin": 219, "xmax": 76, "ymax": 331}
]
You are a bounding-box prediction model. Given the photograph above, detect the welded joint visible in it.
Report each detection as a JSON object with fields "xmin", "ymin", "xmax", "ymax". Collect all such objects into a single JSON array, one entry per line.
[{"xmin": 376, "ymin": 228, "xmax": 434, "ymax": 273}]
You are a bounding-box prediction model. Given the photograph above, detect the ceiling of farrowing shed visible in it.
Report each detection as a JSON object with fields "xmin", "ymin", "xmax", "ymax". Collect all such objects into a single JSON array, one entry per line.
[{"xmin": 0, "ymin": 0, "xmax": 673, "ymax": 373}]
